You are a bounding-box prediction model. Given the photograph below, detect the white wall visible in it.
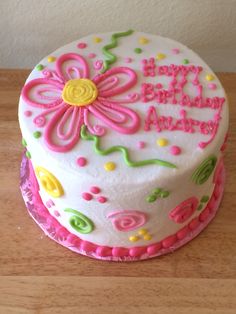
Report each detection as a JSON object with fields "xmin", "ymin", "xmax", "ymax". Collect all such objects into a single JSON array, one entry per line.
[{"xmin": 1, "ymin": 0, "xmax": 236, "ymax": 71}]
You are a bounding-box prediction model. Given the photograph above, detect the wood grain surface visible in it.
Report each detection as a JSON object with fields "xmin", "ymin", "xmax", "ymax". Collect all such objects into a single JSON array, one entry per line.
[{"xmin": 0, "ymin": 70, "xmax": 235, "ymax": 313}]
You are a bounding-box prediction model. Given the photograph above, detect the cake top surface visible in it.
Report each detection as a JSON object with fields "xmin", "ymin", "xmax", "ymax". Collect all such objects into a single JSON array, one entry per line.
[{"xmin": 18, "ymin": 30, "xmax": 228, "ymax": 185}]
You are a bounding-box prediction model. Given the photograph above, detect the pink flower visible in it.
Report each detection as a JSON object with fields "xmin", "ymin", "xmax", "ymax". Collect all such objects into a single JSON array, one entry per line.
[{"xmin": 22, "ymin": 53, "xmax": 140, "ymax": 152}]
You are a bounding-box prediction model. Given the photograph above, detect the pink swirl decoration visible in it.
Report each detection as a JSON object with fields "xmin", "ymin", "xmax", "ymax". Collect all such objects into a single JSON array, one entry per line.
[
  {"xmin": 93, "ymin": 60, "xmax": 103, "ymax": 70},
  {"xmin": 169, "ymin": 197, "xmax": 199, "ymax": 224},
  {"xmin": 107, "ymin": 210, "xmax": 147, "ymax": 232}
]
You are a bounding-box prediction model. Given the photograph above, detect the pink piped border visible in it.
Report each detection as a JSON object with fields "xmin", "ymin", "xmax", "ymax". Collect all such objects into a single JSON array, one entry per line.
[{"xmin": 20, "ymin": 154, "xmax": 225, "ymax": 261}]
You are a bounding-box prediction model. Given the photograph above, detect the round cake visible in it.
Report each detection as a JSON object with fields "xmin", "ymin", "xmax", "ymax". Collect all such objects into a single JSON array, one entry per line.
[{"xmin": 18, "ymin": 30, "xmax": 228, "ymax": 261}]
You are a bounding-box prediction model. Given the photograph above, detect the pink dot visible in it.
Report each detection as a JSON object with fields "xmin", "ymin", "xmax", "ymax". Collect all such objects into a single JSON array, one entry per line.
[
  {"xmin": 82, "ymin": 192, "xmax": 93, "ymax": 201},
  {"xmin": 54, "ymin": 210, "xmax": 60, "ymax": 217},
  {"xmin": 98, "ymin": 196, "xmax": 107, "ymax": 203},
  {"xmin": 90, "ymin": 186, "xmax": 100, "ymax": 194},
  {"xmin": 88, "ymin": 53, "xmax": 96, "ymax": 58},
  {"xmin": 170, "ymin": 145, "xmax": 181, "ymax": 155},
  {"xmin": 172, "ymin": 48, "xmax": 180, "ymax": 54},
  {"xmin": 46, "ymin": 199, "xmax": 55, "ymax": 208},
  {"xmin": 24, "ymin": 110, "xmax": 32, "ymax": 117},
  {"xmin": 77, "ymin": 157, "xmax": 87, "ymax": 167},
  {"xmin": 156, "ymin": 83, "xmax": 163, "ymax": 89},
  {"xmin": 138, "ymin": 141, "xmax": 145, "ymax": 149},
  {"xmin": 77, "ymin": 42, "xmax": 87, "ymax": 49},
  {"xmin": 125, "ymin": 57, "xmax": 132, "ymax": 63},
  {"xmin": 208, "ymin": 83, "xmax": 217, "ymax": 90}
]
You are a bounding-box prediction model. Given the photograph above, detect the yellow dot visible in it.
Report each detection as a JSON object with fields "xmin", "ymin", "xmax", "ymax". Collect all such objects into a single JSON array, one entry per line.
[
  {"xmin": 138, "ymin": 228, "xmax": 148, "ymax": 235},
  {"xmin": 156, "ymin": 138, "xmax": 168, "ymax": 147},
  {"xmin": 143, "ymin": 234, "xmax": 152, "ymax": 241},
  {"xmin": 129, "ymin": 236, "xmax": 139, "ymax": 242},
  {"xmin": 104, "ymin": 162, "xmax": 116, "ymax": 171},
  {"xmin": 94, "ymin": 37, "xmax": 102, "ymax": 43},
  {"xmin": 156, "ymin": 53, "xmax": 166, "ymax": 60},
  {"xmin": 205, "ymin": 74, "xmax": 214, "ymax": 81},
  {"xmin": 47, "ymin": 56, "xmax": 56, "ymax": 63},
  {"xmin": 139, "ymin": 37, "xmax": 149, "ymax": 45}
]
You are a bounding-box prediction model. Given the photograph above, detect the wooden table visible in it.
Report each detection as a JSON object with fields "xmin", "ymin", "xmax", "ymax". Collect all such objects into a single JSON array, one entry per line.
[{"xmin": 0, "ymin": 70, "xmax": 235, "ymax": 313}]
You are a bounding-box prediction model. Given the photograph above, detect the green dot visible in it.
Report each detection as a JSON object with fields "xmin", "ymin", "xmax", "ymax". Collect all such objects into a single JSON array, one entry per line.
[
  {"xmin": 146, "ymin": 194, "xmax": 157, "ymax": 203},
  {"xmin": 183, "ymin": 59, "xmax": 189, "ymax": 64},
  {"xmin": 134, "ymin": 48, "xmax": 142, "ymax": 54},
  {"xmin": 161, "ymin": 191, "xmax": 170, "ymax": 198},
  {"xmin": 22, "ymin": 138, "xmax": 27, "ymax": 147},
  {"xmin": 26, "ymin": 151, "xmax": 31, "ymax": 159},
  {"xmin": 33, "ymin": 131, "xmax": 42, "ymax": 138},
  {"xmin": 152, "ymin": 188, "xmax": 162, "ymax": 196},
  {"xmin": 201, "ymin": 195, "xmax": 209, "ymax": 203},
  {"xmin": 197, "ymin": 204, "xmax": 203, "ymax": 211},
  {"xmin": 36, "ymin": 64, "xmax": 44, "ymax": 71}
]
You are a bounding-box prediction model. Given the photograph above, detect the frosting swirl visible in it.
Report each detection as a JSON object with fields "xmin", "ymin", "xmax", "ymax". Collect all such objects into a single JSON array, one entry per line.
[
  {"xmin": 62, "ymin": 78, "xmax": 98, "ymax": 107},
  {"xmin": 35, "ymin": 166, "xmax": 64, "ymax": 197},
  {"xmin": 192, "ymin": 155, "xmax": 217, "ymax": 185},
  {"xmin": 107, "ymin": 210, "xmax": 147, "ymax": 232},
  {"xmin": 64, "ymin": 208, "xmax": 94, "ymax": 234},
  {"xmin": 169, "ymin": 197, "xmax": 198, "ymax": 223}
]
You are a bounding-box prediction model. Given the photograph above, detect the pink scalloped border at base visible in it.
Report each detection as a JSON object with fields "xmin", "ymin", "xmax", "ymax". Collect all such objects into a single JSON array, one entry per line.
[{"xmin": 20, "ymin": 154, "xmax": 226, "ymax": 262}]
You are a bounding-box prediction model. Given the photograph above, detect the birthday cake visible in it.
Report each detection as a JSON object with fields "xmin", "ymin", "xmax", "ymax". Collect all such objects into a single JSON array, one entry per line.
[{"xmin": 18, "ymin": 30, "xmax": 228, "ymax": 261}]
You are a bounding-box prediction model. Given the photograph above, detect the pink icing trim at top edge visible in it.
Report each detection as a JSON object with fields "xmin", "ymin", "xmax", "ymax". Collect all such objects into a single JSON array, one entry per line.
[{"xmin": 21, "ymin": 155, "xmax": 225, "ymax": 261}]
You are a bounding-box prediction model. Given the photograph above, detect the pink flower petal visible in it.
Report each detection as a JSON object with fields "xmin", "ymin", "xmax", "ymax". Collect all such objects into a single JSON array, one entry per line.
[
  {"xmin": 88, "ymin": 100, "xmax": 140, "ymax": 134},
  {"xmin": 44, "ymin": 103, "xmax": 84, "ymax": 152},
  {"xmin": 56, "ymin": 53, "xmax": 90, "ymax": 81},
  {"xmin": 22, "ymin": 78, "xmax": 64, "ymax": 109},
  {"xmin": 93, "ymin": 67, "xmax": 137, "ymax": 98}
]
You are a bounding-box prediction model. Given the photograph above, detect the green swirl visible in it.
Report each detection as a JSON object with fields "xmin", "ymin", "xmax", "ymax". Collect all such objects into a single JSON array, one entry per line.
[
  {"xmin": 80, "ymin": 125, "xmax": 176, "ymax": 169},
  {"xmin": 192, "ymin": 155, "xmax": 217, "ymax": 185},
  {"xmin": 64, "ymin": 208, "xmax": 94, "ymax": 234},
  {"xmin": 101, "ymin": 29, "xmax": 134, "ymax": 73}
]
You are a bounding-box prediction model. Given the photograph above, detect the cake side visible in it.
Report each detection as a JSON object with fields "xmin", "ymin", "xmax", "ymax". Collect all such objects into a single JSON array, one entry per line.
[{"xmin": 18, "ymin": 31, "xmax": 228, "ymax": 250}]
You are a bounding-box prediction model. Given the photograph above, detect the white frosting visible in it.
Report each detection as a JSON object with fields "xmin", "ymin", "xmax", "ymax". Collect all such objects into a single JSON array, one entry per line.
[{"xmin": 18, "ymin": 31, "xmax": 228, "ymax": 248}]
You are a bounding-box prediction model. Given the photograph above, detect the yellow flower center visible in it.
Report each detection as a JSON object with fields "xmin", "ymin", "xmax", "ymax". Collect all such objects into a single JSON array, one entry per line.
[{"xmin": 62, "ymin": 79, "xmax": 98, "ymax": 106}]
